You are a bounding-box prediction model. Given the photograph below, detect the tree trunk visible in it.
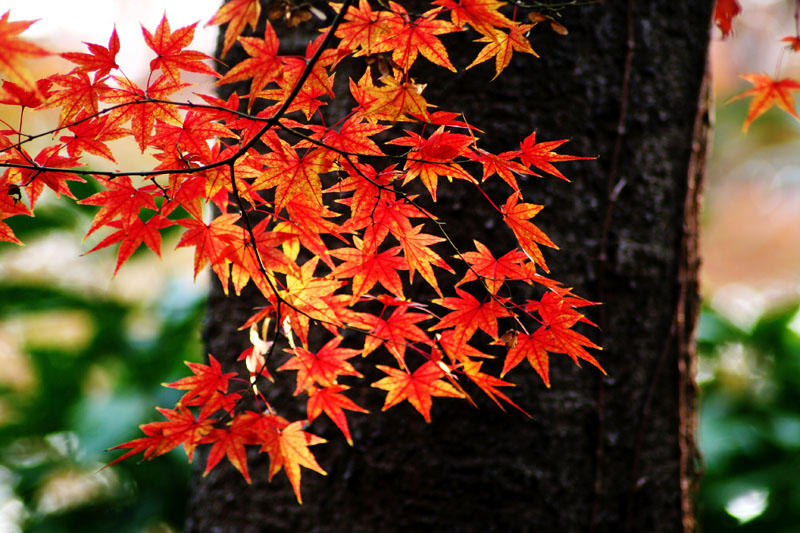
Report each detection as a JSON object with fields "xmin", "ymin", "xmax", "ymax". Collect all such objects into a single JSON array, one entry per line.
[{"xmin": 186, "ymin": 1, "xmax": 713, "ymax": 531}]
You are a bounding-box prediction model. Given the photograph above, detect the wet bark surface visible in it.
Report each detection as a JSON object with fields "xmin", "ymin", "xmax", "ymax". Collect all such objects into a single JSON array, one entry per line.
[{"xmin": 186, "ymin": 1, "xmax": 714, "ymax": 531}]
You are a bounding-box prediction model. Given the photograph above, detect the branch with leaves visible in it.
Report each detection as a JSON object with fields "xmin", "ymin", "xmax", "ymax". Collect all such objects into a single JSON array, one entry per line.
[{"xmin": 0, "ymin": 0, "xmax": 604, "ymax": 503}]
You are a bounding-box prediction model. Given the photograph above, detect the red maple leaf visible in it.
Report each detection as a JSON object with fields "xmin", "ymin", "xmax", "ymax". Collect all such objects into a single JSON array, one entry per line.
[
  {"xmin": 17, "ymin": 145, "xmax": 85, "ymax": 208},
  {"xmin": 461, "ymin": 358, "xmax": 527, "ymax": 414},
  {"xmin": 372, "ymin": 360, "xmax": 463, "ymax": 422},
  {"xmin": 59, "ymin": 110, "xmax": 126, "ymax": 162},
  {"xmin": 78, "ymin": 176, "xmax": 158, "ymax": 237},
  {"xmin": 107, "ymin": 406, "xmax": 215, "ymax": 466},
  {"xmin": 278, "ymin": 336, "xmax": 363, "ymax": 394},
  {"xmin": 151, "ymin": 109, "xmax": 236, "ymax": 161},
  {"xmin": 61, "ymin": 27, "xmax": 120, "ymax": 79},
  {"xmin": 0, "ymin": 78, "xmax": 52, "ymax": 108},
  {"xmin": 330, "ymin": 236, "xmax": 408, "ymax": 302},
  {"xmin": 456, "ymin": 239, "xmax": 532, "ymax": 293},
  {"xmin": 357, "ymin": 303, "xmax": 432, "ymax": 368},
  {"xmin": 714, "ymin": 0, "xmax": 741, "ymax": 39},
  {"xmin": 432, "ymin": 288, "xmax": 513, "ymax": 350},
  {"xmin": 500, "ymin": 327, "xmax": 553, "ymax": 385},
  {"xmin": 389, "ymin": 126, "xmax": 475, "ymax": 200},
  {"xmin": 85, "ymin": 214, "xmax": 173, "ymax": 274},
  {"xmin": 468, "ymin": 148, "xmax": 532, "ymax": 190},
  {"xmin": 0, "ymin": 189, "xmax": 31, "ymax": 245},
  {"xmin": 396, "ymin": 222, "xmax": 453, "ymax": 295},
  {"xmin": 517, "ymin": 132, "xmax": 592, "ymax": 181},
  {"xmin": 202, "ymin": 412, "xmax": 258, "ymax": 484},
  {"xmin": 42, "ymin": 72, "xmax": 111, "ymax": 127},
  {"xmin": 435, "ymin": 0, "xmax": 515, "ymax": 36},
  {"xmin": 307, "ymin": 116, "xmax": 388, "ymax": 157},
  {"xmin": 102, "ymin": 75, "xmax": 186, "ymax": 151},
  {"xmin": 782, "ymin": 35, "xmax": 800, "ymax": 52}
]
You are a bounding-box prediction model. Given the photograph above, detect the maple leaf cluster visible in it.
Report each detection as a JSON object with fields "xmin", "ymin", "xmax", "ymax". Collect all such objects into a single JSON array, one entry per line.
[
  {"xmin": 715, "ymin": 0, "xmax": 800, "ymax": 132},
  {"xmin": 0, "ymin": 0, "xmax": 603, "ymax": 502}
]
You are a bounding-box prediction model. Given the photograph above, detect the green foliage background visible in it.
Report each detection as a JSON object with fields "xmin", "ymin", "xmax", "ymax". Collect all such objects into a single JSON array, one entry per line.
[{"xmin": 0, "ymin": 191, "xmax": 204, "ymax": 532}]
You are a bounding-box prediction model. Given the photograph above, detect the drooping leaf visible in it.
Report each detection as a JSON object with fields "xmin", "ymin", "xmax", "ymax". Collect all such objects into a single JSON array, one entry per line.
[{"xmin": 727, "ymin": 73, "xmax": 800, "ymax": 132}]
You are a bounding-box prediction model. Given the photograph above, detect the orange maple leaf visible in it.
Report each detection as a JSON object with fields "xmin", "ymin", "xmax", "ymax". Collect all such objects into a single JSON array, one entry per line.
[
  {"xmin": 248, "ymin": 141, "xmax": 331, "ymax": 214},
  {"xmin": 396, "ymin": 222, "xmax": 454, "ymax": 295},
  {"xmin": 307, "ymin": 384, "xmax": 368, "ymax": 445},
  {"xmin": 142, "ymin": 15, "xmax": 218, "ymax": 87},
  {"xmin": 278, "ymin": 336, "xmax": 363, "ymax": 394},
  {"xmin": 258, "ymin": 419, "xmax": 327, "ymax": 504},
  {"xmin": 42, "ymin": 72, "xmax": 111, "ymax": 128},
  {"xmin": 435, "ymin": 0, "xmax": 515, "ymax": 36},
  {"xmin": 333, "ymin": 0, "xmax": 397, "ymax": 56},
  {"xmin": 164, "ymin": 355, "xmax": 237, "ymax": 406},
  {"xmin": 202, "ymin": 413, "xmax": 258, "ymax": 484},
  {"xmin": 355, "ymin": 71, "xmax": 430, "ymax": 123},
  {"xmin": 216, "ymin": 21, "xmax": 283, "ymax": 111},
  {"xmin": 466, "ymin": 24, "xmax": 538, "ymax": 79},
  {"xmin": 727, "ymin": 73, "xmax": 800, "ymax": 132},
  {"xmin": 501, "ymin": 191, "xmax": 557, "ymax": 272},
  {"xmin": 0, "ymin": 11, "xmax": 50, "ymax": 93},
  {"xmin": 107, "ymin": 406, "xmax": 215, "ymax": 467},
  {"xmin": 372, "ymin": 360, "xmax": 463, "ymax": 422},
  {"xmin": 382, "ymin": 3, "xmax": 458, "ymax": 72},
  {"xmin": 206, "ymin": 0, "xmax": 261, "ymax": 57}
]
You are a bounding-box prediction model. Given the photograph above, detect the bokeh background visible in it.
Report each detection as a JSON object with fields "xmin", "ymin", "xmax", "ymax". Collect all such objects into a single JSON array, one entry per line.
[{"xmin": 1, "ymin": 0, "xmax": 800, "ymax": 530}]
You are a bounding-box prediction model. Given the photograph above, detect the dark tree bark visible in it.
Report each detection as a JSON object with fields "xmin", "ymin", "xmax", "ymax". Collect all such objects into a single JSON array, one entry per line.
[{"xmin": 187, "ymin": 1, "xmax": 713, "ymax": 531}]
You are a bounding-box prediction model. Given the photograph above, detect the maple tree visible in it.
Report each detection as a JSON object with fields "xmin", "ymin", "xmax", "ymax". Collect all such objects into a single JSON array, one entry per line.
[{"xmin": 0, "ymin": 0, "xmax": 610, "ymax": 504}]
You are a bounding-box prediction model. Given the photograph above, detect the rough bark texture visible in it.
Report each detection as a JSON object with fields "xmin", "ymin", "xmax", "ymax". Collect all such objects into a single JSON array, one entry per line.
[{"xmin": 186, "ymin": 1, "xmax": 713, "ymax": 531}]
